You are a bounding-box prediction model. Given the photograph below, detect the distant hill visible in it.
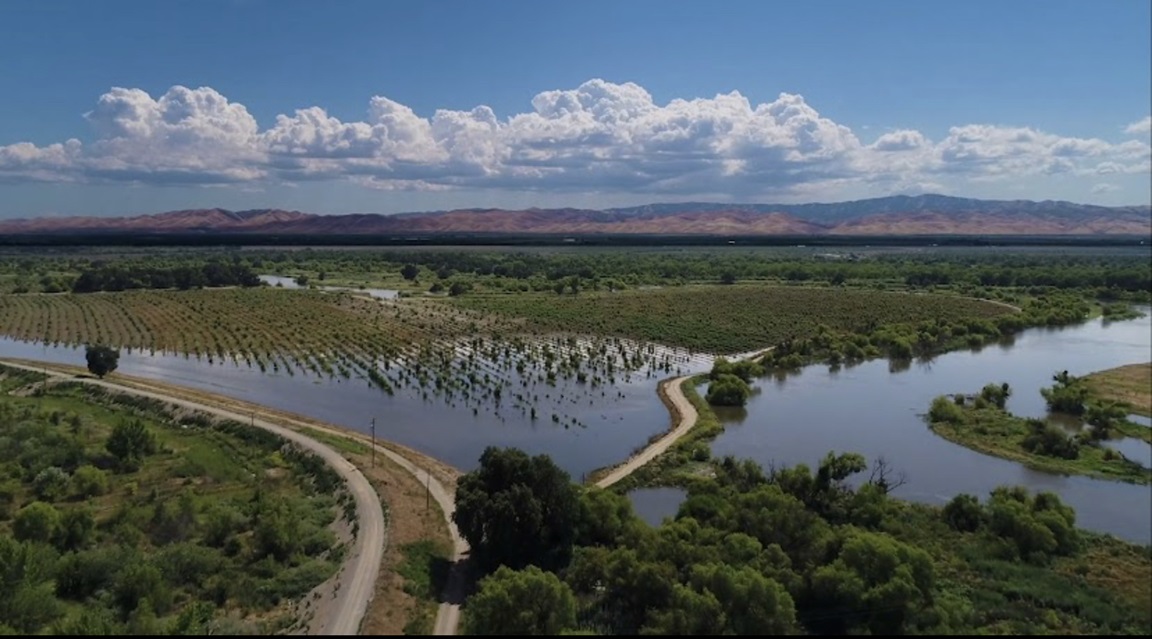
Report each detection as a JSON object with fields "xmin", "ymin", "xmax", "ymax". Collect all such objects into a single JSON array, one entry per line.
[{"xmin": 1, "ymin": 195, "xmax": 1148, "ymax": 236}]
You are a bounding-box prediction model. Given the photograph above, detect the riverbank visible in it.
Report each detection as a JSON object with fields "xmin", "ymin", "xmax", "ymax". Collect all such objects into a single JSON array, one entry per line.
[
  {"xmin": 1084, "ymin": 362, "xmax": 1152, "ymax": 418},
  {"xmin": 927, "ymin": 393, "xmax": 1151, "ymax": 485}
]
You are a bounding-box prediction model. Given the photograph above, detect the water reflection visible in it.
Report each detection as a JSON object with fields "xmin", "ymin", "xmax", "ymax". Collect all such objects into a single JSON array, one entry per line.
[{"xmin": 712, "ymin": 308, "xmax": 1152, "ymax": 542}]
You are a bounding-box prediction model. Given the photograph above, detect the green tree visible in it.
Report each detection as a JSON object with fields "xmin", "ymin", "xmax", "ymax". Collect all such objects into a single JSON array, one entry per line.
[
  {"xmin": 105, "ymin": 420, "xmax": 157, "ymax": 472},
  {"xmin": 688, "ymin": 563, "xmax": 797, "ymax": 635},
  {"xmin": 454, "ymin": 447, "xmax": 580, "ymax": 572},
  {"xmin": 13, "ymin": 501, "xmax": 62, "ymax": 543},
  {"xmin": 463, "ymin": 565, "xmax": 577, "ymax": 635},
  {"xmin": 84, "ymin": 344, "xmax": 119, "ymax": 378},
  {"xmin": 400, "ymin": 263, "xmax": 420, "ymax": 281},
  {"xmin": 943, "ymin": 494, "xmax": 984, "ymax": 532},
  {"xmin": 808, "ymin": 529, "xmax": 935, "ymax": 635},
  {"xmin": 56, "ymin": 508, "xmax": 95, "ymax": 552},
  {"xmin": 32, "ymin": 467, "xmax": 70, "ymax": 502},
  {"xmin": 0, "ymin": 535, "xmax": 62, "ymax": 632},
  {"xmin": 574, "ymin": 487, "xmax": 643, "ymax": 547}
]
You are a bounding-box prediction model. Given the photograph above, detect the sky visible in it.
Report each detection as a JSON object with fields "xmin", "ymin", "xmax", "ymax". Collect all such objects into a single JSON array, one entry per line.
[{"xmin": 0, "ymin": 0, "xmax": 1149, "ymax": 219}]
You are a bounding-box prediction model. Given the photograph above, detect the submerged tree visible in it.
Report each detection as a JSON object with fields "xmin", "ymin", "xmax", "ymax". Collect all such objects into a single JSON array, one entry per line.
[{"xmin": 84, "ymin": 344, "xmax": 119, "ymax": 379}]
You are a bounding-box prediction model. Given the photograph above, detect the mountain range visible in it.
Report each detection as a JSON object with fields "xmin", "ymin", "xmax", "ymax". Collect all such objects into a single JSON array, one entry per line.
[{"xmin": 1, "ymin": 195, "xmax": 1149, "ymax": 236}]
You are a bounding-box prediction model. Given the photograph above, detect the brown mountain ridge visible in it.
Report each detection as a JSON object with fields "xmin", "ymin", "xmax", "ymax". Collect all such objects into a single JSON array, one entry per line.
[{"xmin": 1, "ymin": 195, "xmax": 1149, "ymax": 236}]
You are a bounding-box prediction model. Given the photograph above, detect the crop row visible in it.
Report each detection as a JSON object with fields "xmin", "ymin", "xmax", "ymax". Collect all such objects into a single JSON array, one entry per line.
[{"xmin": 450, "ymin": 285, "xmax": 1015, "ymax": 354}]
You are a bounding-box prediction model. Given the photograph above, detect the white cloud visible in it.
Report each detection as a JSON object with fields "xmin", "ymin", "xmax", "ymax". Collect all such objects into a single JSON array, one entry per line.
[
  {"xmin": 1, "ymin": 80, "xmax": 1150, "ymax": 199},
  {"xmin": 1125, "ymin": 116, "xmax": 1151, "ymax": 136},
  {"xmin": 1091, "ymin": 183, "xmax": 1119, "ymax": 194}
]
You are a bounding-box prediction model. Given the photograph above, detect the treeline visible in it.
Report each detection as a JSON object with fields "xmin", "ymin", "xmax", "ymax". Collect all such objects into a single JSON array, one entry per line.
[
  {"xmin": 452, "ymin": 447, "xmax": 1150, "ymax": 635},
  {"xmin": 281, "ymin": 248, "xmax": 1152, "ymax": 294},
  {"xmin": 71, "ymin": 261, "xmax": 261, "ymax": 293},
  {"xmin": 761, "ymin": 292, "xmax": 1091, "ymax": 370}
]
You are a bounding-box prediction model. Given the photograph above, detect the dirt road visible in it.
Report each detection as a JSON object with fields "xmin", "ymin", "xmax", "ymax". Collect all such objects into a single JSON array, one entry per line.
[
  {"xmin": 0, "ymin": 359, "xmax": 384, "ymax": 636},
  {"xmin": 594, "ymin": 374, "xmax": 697, "ymax": 489},
  {"xmin": 593, "ymin": 347, "xmax": 775, "ymax": 489}
]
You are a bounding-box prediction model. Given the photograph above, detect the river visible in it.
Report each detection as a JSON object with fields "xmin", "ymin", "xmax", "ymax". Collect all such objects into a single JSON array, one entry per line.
[{"xmin": 705, "ymin": 308, "xmax": 1152, "ymax": 542}]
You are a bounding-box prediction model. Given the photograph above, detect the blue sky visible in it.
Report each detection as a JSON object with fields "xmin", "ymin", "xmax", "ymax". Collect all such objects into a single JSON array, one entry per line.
[{"xmin": 0, "ymin": 0, "xmax": 1149, "ymax": 218}]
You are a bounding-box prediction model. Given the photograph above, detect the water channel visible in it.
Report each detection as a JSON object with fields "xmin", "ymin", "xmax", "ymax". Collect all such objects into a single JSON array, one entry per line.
[{"xmin": 703, "ymin": 308, "xmax": 1152, "ymax": 542}]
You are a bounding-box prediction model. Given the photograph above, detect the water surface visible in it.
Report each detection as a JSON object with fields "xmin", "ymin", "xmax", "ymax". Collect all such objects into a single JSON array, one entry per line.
[{"xmin": 711, "ymin": 309, "xmax": 1152, "ymax": 542}]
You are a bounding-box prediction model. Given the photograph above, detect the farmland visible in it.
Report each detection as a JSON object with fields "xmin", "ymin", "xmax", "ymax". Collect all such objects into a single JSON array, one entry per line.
[
  {"xmin": 0, "ymin": 288, "xmax": 499, "ymax": 372},
  {"xmin": 450, "ymin": 285, "xmax": 1015, "ymax": 353}
]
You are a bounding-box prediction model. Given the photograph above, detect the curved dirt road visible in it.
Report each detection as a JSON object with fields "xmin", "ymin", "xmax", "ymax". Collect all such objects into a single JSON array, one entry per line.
[
  {"xmin": 0, "ymin": 360, "xmax": 384, "ymax": 636},
  {"xmin": 595, "ymin": 375, "xmax": 697, "ymax": 489},
  {"xmin": 594, "ymin": 347, "xmax": 776, "ymax": 489}
]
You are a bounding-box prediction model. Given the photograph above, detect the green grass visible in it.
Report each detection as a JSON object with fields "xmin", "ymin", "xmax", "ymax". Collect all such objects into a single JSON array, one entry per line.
[
  {"xmin": 396, "ymin": 539, "xmax": 452, "ymax": 635},
  {"xmin": 451, "ymin": 285, "xmax": 1013, "ymax": 353},
  {"xmin": 300, "ymin": 427, "xmax": 372, "ymax": 456}
]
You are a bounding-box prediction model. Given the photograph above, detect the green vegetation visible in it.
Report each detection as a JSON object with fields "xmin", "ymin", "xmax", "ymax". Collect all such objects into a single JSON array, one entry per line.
[
  {"xmin": 396, "ymin": 540, "xmax": 452, "ymax": 635},
  {"xmin": 454, "ymin": 447, "xmax": 580, "ymax": 572},
  {"xmin": 459, "ymin": 446, "xmax": 1152, "ymax": 635},
  {"xmin": 1043, "ymin": 370, "xmax": 1151, "ymax": 442},
  {"xmin": 71, "ymin": 260, "xmax": 261, "ymax": 293},
  {"xmin": 927, "ymin": 383, "xmax": 1151, "ymax": 484},
  {"xmin": 465, "ymin": 565, "xmax": 578, "ymax": 635},
  {"xmin": 453, "ymin": 286, "xmax": 1014, "ymax": 353},
  {"xmin": 0, "ymin": 366, "xmax": 348, "ymax": 634}
]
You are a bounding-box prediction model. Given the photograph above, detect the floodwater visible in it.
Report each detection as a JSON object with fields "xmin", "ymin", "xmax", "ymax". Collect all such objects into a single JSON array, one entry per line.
[
  {"xmin": 0, "ymin": 333, "xmax": 710, "ymax": 480},
  {"xmin": 707, "ymin": 308, "xmax": 1152, "ymax": 542}
]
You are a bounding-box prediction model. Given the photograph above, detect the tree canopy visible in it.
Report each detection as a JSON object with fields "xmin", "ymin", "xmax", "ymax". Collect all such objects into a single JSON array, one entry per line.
[
  {"xmin": 84, "ymin": 344, "xmax": 119, "ymax": 379},
  {"xmin": 453, "ymin": 447, "xmax": 580, "ymax": 573}
]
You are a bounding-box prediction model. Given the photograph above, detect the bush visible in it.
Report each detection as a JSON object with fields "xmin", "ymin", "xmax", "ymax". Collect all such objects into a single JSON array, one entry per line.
[
  {"xmin": 943, "ymin": 494, "xmax": 984, "ymax": 532},
  {"xmin": 706, "ymin": 374, "xmax": 752, "ymax": 407},
  {"xmin": 71, "ymin": 465, "xmax": 109, "ymax": 498},
  {"xmin": 1021, "ymin": 420, "xmax": 1080, "ymax": 460}
]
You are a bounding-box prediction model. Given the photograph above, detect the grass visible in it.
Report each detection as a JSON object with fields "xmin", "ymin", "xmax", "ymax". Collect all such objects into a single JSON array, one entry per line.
[
  {"xmin": 396, "ymin": 540, "xmax": 452, "ymax": 635},
  {"xmin": 1083, "ymin": 363, "xmax": 1152, "ymax": 418},
  {"xmin": 927, "ymin": 394, "xmax": 1151, "ymax": 485},
  {"xmin": 451, "ymin": 285, "xmax": 1014, "ymax": 353}
]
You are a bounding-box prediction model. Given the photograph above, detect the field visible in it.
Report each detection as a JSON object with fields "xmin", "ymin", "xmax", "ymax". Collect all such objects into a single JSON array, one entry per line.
[
  {"xmin": 451, "ymin": 285, "xmax": 1015, "ymax": 353},
  {"xmin": 1084, "ymin": 363, "xmax": 1152, "ymax": 417},
  {"xmin": 0, "ymin": 365, "xmax": 349, "ymax": 634},
  {"xmin": 0, "ymin": 288, "xmax": 499, "ymax": 372}
]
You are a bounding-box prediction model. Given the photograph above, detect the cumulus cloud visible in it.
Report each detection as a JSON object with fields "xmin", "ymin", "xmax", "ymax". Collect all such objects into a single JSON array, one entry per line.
[
  {"xmin": 1125, "ymin": 116, "xmax": 1151, "ymax": 136},
  {"xmin": 1, "ymin": 80, "xmax": 1150, "ymax": 198}
]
